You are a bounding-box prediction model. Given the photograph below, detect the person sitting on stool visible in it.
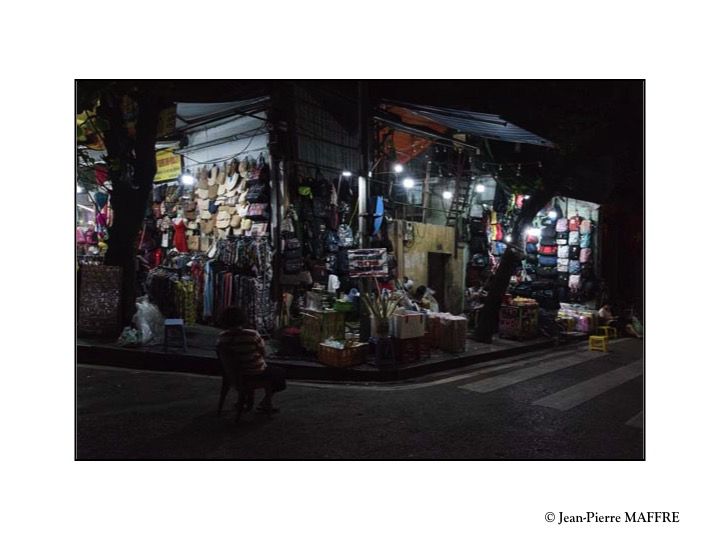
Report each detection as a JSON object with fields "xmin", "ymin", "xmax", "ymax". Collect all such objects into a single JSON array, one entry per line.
[{"xmin": 217, "ymin": 307, "xmax": 286, "ymax": 413}]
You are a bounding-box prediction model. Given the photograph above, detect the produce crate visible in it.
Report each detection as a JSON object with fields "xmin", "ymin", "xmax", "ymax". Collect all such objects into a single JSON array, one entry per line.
[{"xmin": 317, "ymin": 343, "xmax": 368, "ymax": 368}]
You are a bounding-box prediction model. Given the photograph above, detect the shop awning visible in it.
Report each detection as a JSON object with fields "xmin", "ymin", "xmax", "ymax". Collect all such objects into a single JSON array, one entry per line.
[
  {"xmin": 380, "ymin": 100, "xmax": 555, "ymax": 148},
  {"xmin": 175, "ymin": 96, "xmax": 271, "ymax": 130}
]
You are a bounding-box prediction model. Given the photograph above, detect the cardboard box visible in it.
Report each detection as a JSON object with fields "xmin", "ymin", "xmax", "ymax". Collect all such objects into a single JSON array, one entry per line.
[
  {"xmin": 391, "ymin": 312, "xmax": 426, "ymax": 340},
  {"xmin": 439, "ymin": 315, "xmax": 467, "ymax": 353}
]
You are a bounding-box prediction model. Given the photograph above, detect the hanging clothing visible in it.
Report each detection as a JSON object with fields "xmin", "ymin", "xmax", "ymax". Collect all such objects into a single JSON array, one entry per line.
[{"xmin": 173, "ymin": 219, "xmax": 188, "ymax": 252}]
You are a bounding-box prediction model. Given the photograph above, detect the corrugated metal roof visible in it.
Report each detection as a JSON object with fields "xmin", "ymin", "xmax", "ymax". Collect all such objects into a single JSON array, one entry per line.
[{"xmin": 382, "ymin": 100, "xmax": 555, "ymax": 148}]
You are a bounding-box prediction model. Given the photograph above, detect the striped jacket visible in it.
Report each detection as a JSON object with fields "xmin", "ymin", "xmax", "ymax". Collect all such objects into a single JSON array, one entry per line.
[{"xmin": 216, "ymin": 328, "xmax": 267, "ymax": 375}]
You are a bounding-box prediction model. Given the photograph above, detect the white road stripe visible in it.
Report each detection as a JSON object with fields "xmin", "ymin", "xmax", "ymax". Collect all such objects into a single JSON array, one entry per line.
[
  {"xmin": 625, "ymin": 410, "xmax": 643, "ymax": 428},
  {"xmin": 459, "ymin": 351, "xmax": 607, "ymax": 394},
  {"xmin": 533, "ymin": 361, "xmax": 643, "ymax": 411}
]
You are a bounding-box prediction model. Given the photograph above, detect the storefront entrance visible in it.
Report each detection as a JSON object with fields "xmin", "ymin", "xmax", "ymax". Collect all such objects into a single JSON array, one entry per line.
[{"xmin": 428, "ymin": 252, "xmax": 449, "ymax": 312}]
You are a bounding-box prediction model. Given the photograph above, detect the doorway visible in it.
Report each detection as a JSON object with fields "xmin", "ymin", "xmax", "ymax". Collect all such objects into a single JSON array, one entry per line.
[{"xmin": 427, "ymin": 252, "xmax": 449, "ymax": 311}]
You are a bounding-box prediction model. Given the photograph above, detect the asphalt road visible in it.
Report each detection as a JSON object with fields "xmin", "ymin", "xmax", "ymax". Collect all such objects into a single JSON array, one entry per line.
[{"xmin": 76, "ymin": 338, "xmax": 643, "ymax": 459}]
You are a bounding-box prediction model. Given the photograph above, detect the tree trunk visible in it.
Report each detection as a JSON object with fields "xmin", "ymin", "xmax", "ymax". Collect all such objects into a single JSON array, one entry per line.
[
  {"xmin": 474, "ymin": 188, "xmax": 554, "ymax": 343},
  {"xmin": 103, "ymin": 92, "xmax": 160, "ymax": 326}
]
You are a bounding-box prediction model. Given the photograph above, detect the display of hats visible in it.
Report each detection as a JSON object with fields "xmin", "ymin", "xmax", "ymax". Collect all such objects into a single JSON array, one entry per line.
[
  {"xmin": 231, "ymin": 214, "xmax": 242, "ymax": 228},
  {"xmin": 187, "ymin": 219, "xmax": 199, "ymax": 230},
  {"xmin": 218, "ymin": 183, "xmax": 227, "ymax": 196},
  {"xmin": 200, "ymin": 210, "xmax": 212, "ymax": 220},
  {"xmin": 198, "ymin": 167, "xmax": 209, "ymax": 190},
  {"xmin": 226, "ymin": 161, "xmax": 241, "ymax": 191},
  {"xmin": 208, "ymin": 184, "xmax": 219, "ymax": 199},
  {"xmin": 198, "ymin": 199, "xmax": 210, "ymax": 211},
  {"xmin": 239, "ymin": 157, "xmax": 250, "ymax": 179},
  {"xmin": 216, "ymin": 211, "xmax": 232, "ymax": 229},
  {"xmin": 196, "ymin": 188, "xmax": 209, "ymax": 200},
  {"xmin": 208, "ymin": 165, "xmax": 219, "ymax": 186}
]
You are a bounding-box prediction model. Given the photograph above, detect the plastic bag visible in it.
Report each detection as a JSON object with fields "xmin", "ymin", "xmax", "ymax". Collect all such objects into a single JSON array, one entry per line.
[
  {"xmin": 132, "ymin": 296, "xmax": 165, "ymax": 345},
  {"xmin": 116, "ymin": 327, "xmax": 139, "ymax": 347}
]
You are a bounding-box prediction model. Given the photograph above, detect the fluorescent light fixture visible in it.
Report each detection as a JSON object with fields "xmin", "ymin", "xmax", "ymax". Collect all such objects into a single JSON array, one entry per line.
[
  {"xmin": 402, "ymin": 177, "xmax": 415, "ymax": 189},
  {"xmin": 442, "ymin": 190, "xmax": 453, "ymax": 200},
  {"xmin": 524, "ymin": 194, "xmax": 530, "ymax": 200},
  {"xmin": 505, "ymin": 235, "xmax": 512, "ymax": 242},
  {"xmin": 475, "ymin": 184, "xmax": 485, "ymax": 193},
  {"xmin": 393, "ymin": 163, "xmax": 404, "ymax": 173},
  {"xmin": 342, "ymin": 170, "xmax": 353, "ymax": 177},
  {"xmin": 181, "ymin": 172, "xmax": 195, "ymax": 185},
  {"xmin": 548, "ymin": 210, "xmax": 558, "ymax": 219}
]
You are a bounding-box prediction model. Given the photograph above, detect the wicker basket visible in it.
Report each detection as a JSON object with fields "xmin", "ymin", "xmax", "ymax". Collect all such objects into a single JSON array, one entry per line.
[
  {"xmin": 317, "ymin": 343, "xmax": 368, "ymax": 368},
  {"xmin": 77, "ymin": 265, "xmax": 122, "ymax": 336}
]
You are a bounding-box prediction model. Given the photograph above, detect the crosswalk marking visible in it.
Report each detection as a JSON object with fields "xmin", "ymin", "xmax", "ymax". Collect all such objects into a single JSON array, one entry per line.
[
  {"xmin": 625, "ymin": 410, "xmax": 643, "ymax": 428},
  {"xmin": 532, "ymin": 361, "xmax": 643, "ymax": 411},
  {"xmin": 459, "ymin": 350, "xmax": 606, "ymax": 394}
]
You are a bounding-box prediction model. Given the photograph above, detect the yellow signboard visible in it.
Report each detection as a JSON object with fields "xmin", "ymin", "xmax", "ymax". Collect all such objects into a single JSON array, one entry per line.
[{"xmin": 154, "ymin": 148, "xmax": 182, "ymax": 183}]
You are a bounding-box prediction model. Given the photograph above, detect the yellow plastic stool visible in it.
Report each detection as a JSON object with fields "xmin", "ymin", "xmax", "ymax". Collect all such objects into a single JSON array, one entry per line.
[
  {"xmin": 598, "ymin": 325, "xmax": 618, "ymax": 339},
  {"xmin": 589, "ymin": 335, "xmax": 608, "ymax": 352}
]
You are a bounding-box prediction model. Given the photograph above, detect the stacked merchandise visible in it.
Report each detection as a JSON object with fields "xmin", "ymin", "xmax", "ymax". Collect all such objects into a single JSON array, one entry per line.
[
  {"xmin": 530, "ymin": 219, "xmax": 559, "ymax": 308},
  {"xmin": 426, "ymin": 313, "xmax": 468, "ymax": 353},
  {"xmin": 499, "ymin": 297, "xmax": 539, "ymax": 340},
  {"xmin": 565, "ymin": 214, "xmax": 594, "ymax": 300}
]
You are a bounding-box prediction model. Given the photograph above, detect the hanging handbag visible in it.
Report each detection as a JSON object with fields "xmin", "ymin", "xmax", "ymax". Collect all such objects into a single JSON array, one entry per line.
[
  {"xmin": 247, "ymin": 203, "xmax": 269, "ymax": 221},
  {"xmin": 539, "ymin": 255, "xmax": 557, "ymax": 267},
  {"xmin": 246, "ymin": 182, "xmax": 269, "ymax": 203},
  {"xmin": 557, "ymin": 258, "xmax": 569, "ymax": 273},
  {"xmin": 526, "ymin": 243, "xmax": 538, "ymax": 254},
  {"xmin": 580, "ymin": 248, "xmax": 592, "ymax": 263},
  {"xmin": 540, "ymin": 236, "xmax": 556, "ymax": 247},
  {"xmin": 555, "ymin": 218, "xmax": 568, "ymax": 232},
  {"xmin": 557, "ymin": 245, "xmax": 570, "ymax": 259},
  {"xmin": 569, "ymin": 216, "xmax": 581, "ymax": 231},
  {"xmin": 525, "ymin": 234, "xmax": 539, "ymax": 244},
  {"xmin": 538, "ymin": 245, "xmax": 557, "ymax": 256},
  {"xmin": 337, "ymin": 224, "xmax": 354, "ymax": 248},
  {"xmin": 569, "ymin": 260, "xmax": 582, "ymax": 275},
  {"xmin": 569, "ymin": 274, "xmax": 582, "ymax": 290},
  {"xmin": 580, "ymin": 233, "xmax": 592, "ymax": 248},
  {"xmin": 568, "ymin": 231, "xmax": 580, "ymax": 245}
]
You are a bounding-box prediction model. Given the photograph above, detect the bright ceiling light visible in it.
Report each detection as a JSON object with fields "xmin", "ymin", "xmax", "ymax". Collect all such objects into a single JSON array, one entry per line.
[
  {"xmin": 526, "ymin": 228, "xmax": 541, "ymax": 237},
  {"xmin": 76, "ymin": 185, "xmax": 84, "ymax": 193},
  {"xmin": 180, "ymin": 172, "xmax": 195, "ymax": 185},
  {"xmin": 342, "ymin": 170, "xmax": 353, "ymax": 177},
  {"xmin": 505, "ymin": 235, "xmax": 512, "ymax": 243},
  {"xmin": 524, "ymin": 194, "xmax": 530, "ymax": 200},
  {"xmin": 393, "ymin": 163, "xmax": 404, "ymax": 173},
  {"xmin": 548, "ymin": 210, "xmax": 558, "ymax": 219},
  {"xmin": 442, "ymin": 190, "xmax": 453, "ymax": 200},
  {"xmin": 402, "ymin": 177, "xmax": 415, "ymax": 189},
  {"xmin": 475, "ymin": 184, "xmax": 485, "ymax": 193}
]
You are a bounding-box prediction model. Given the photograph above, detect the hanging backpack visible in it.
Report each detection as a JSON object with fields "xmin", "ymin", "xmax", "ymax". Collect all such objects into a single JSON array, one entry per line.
[
  {"xmin": 324, "ymin": 230, "xmax": 340, "ymax": 253},
  {"xmin": 569, "ymin": 245, "xmax": 581, "ymax": 260},
  {"xmin": 247, "ymin": 203, "xmax": 270, "ymax": 221},
  {"xmin": 525, "ymin": 253, "xmax": 538, "ymax": 265},
  {"xmin": 557, "ymin": 245, "xmax": 570, "ymax": 259},
  {"xmin": 540, "ymin": 236, "xmax": 557, "ymax": 247},
  {"xmin": 541, "ymin": 225, "xmax": 556, "ymax": 239},
  {"xmin": 471, "ymin": 253, "xmax": 490, "ymax": 268},
  {"xmin": 494, "ymin": 242, "xmax": 506, "ymax": 256},
  {"xmin": 525, "ymin": 234, "xmax": 539, "ymax": 244},
  {"xmin": 569, "ymin": 260, "xmax": 582, "ymax": 275},
  {"xmin": 580, "ymin": 248, "xmax": 592, "ymax": 263},
  {"xmin": 246, "ymin": 182, "xmax": 269, "ymax": 203},
  {"xmin": 555, "ymin": 218, "xmax": 568, "ymax": 232},
  {"xmin": 580, "ymin": 233, "xmax": 592, "ymax": 249},
  {"xmin": 580, "ymin": 219, "xmax": 592, "ymax": 234},
  {"xmin": 568, "ymin": 231, "xmax": 580, "ymax": 245},
  {"xmin": 557, "ymin": 272, "xmax": 569, "ymax": 286},
  {"xmin": 526, "ymin": 243, "xmax": 538, "ymax": 254},
  {"xmin": 539, "ymin": 245, "xmax": 557, "ymax": 256},
  {"xmin": 557, "ymin": 258, "xmax": 569, "ymax": 273},
  {"xmin": 569, "ymin": 274, "xmax": 582, "ymax": 290},
  {"xmin": 569, "ymin": 216, "xmax": 581, "ymax": 231},
  {"xmin": 337, "ymin": 224, "xmax": 354, "ymax": 248}
]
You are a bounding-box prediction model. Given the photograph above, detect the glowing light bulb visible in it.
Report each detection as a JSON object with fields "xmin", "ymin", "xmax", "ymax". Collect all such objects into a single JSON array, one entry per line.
[
  {"xmin": 342, "ymin": 170, "xmax": 353, "ymax": 177},
  {"xmin": 76, "ymin": 185, "xmax": 83, "ymax": 193},
  {"xmin": 548, "ymin": 210, "xmax": 558, "ymax": 219},
  {"xmin": 442, "ymin": 191, "xmax": 453, "ymax": 200},
  {"xmin": 506, "ymin": 235, "xmax": 512, "ymax": 243},
  {"xmin": 402, "ymin": 177, "xmax": 415, "ymax": 189},
  {"xmin": 181, "ymin": 173, "xmax": 195, "ymax": 185},
  {"xmin": 393, "ymin": 164, "xmax": 404, "ymax": 173},
  {"xmin": 475, "ymin": 184, "xmax": 485, "ymax": 193}
]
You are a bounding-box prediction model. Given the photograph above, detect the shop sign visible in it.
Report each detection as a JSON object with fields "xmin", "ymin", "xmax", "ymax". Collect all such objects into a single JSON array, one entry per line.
[
  {"xmin": 348, "ymin": 248, "xmax": 389, "ymax": 278},
  {"xmin": 154, "ymin": 148, "xmax": 182, "ymax": 183}
]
